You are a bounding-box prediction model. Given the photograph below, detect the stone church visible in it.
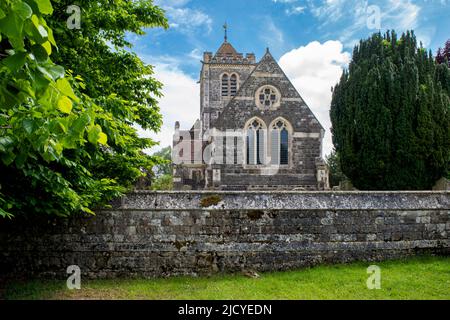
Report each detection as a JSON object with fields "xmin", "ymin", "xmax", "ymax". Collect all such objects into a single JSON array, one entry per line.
[{"xmin": 172, "ymin": 35, "xmax": 329, "ymax": 191}]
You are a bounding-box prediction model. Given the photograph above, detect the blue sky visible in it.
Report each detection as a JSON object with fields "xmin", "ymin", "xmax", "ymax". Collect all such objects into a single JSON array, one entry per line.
[{"xmin": 133, "ymin": 0, "xmax": 450, "ymax": 155}]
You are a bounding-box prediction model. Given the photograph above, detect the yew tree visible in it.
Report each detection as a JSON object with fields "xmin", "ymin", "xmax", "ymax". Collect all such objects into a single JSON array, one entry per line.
[{"xmin": 330, "ymin": 31, "xmax": 450, "ymax": 190}]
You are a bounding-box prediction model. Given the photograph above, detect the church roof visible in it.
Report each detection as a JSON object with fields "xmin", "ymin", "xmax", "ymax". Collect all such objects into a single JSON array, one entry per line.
[
  {"xmin": 208, "ymin": 41, "xmax": 255, "ymax": 64},
  {"xmin": 215, "ymin": 41, "xmax": 239, "ymax": 56},
  {"xmin": 212, "ymin": 49, "xmax": 325, "ymax": 132}
]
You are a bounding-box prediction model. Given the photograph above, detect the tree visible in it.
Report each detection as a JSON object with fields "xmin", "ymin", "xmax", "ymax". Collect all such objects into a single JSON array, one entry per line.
[
  {"xmin": 150, "ymin": 146, "xmax": 173, "ymax": 191},
  {"xmin": 47, "ymin": 0, "xmax": 168, "ymax": 190},
  {"xmin": 151, "ymin": 174, "xmax": 173, "ymax": 191},
  {"xmin": 152, "ymin": 146, "xmax": 172, "ymax": 176},
  {"xmin": 326, "ymin": 150, "xmax": 346, "ymax": 188},
  {"xmin": 330, "ymin": 30, "xmax": 450, "ymax": 190},
  {"xmin": 436, "ymin": 48, "xmax": 445, "ymax": 65},
  {"xmin": 0, "ymin": 0, "xmax": 168, "ymax": 218},
  {"xmin": 444, "ymin": 40, "xmax": 450, "ymax": 61},
  {"xmin": 436, "ymin": 40, "xmax": 450, "ymax": 66}
]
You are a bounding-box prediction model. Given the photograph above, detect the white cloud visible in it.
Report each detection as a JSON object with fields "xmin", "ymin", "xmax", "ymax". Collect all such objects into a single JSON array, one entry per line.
[
  {"xmin": 136, "ymin": 63, "xmax": 199, "ymax": 154},
  {"xmin": 309, "ymin": 0, "xmax": 424, "ymax": 48},
  {"xmin": 154, "ymin": 0, "xmax": 212, "ymax": 35},
  {"xmin": 188, "ymin": 48, "xmax": 203, "ymax": 61},
  {"xmin": 382, "ymin": 0, "xmax": 420, "ymax": 31},
  {"xmin": 310, "ymin": 0, "xmax": 348, "ymax": 25},
  {"xmin": 164, "ymin": 7, "xmax": 212, "ymax": 33},
  {"xmin": 272, "ymin": 0, "xmax": 306, "ymax": 16},
  {"xmin": 285, "ymin": 6, "xmax": 306, "ymax": 15},
  {"xmin": 279, "ymin": 40, "xmax": 351, "ymax": 156}
]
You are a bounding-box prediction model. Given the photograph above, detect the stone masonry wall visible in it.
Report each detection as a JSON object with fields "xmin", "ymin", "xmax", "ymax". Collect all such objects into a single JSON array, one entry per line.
[{"xmin": 0, "ymin": 191, "xmax": 449, "ymax": 279}]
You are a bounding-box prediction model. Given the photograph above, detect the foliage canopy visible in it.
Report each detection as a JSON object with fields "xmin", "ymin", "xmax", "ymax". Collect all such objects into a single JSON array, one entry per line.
[
  {"xmin": 0, "ymin": 0, "xmax": 168, "ymax": 218},
  {"xmin": 330, "ymin": 31, "xmax": 450, "ymax": 190}
]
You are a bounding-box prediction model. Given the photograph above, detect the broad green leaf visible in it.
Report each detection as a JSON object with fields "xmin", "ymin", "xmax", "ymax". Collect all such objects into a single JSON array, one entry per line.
[
  {"xmin": 31, "ymin": 15, "xmax": 40, "ymax": 28},
  {"xmin": 37, "ymin": 85, "xmax": 58, "ymax": 108},
  {"xmin": 62, "ymin": 137, "xmax": 76, "ymax": 149},
  {"xmin": 57, "ymin": 96, "xmax": 73, "ymax": 114},
  {"xmin": 37, "ymin": 62, "xmax": 65, "ymax": 80},
  {"xmin": 0, "ymin": 13, "xmax": 23, "ymax": 40},
  {"xmin": 22, "ymin": 119, "xmax": 35, "ymax": 134},
  {"xmin": 42, "ymin": 41, "xmax": 52, "ymax": 55},
  {"xmin": 87, "ymin": 125, "xmax": 101, "ymax": 144},
  {"xmin": 98, "ymin": 132, "xmax": 108, "ymax": 145},
  {"xmin": 57, "ymin": 118, "xmax": 69, "ymax": 133},
  {"xmin": 34, "ymin": 0, "xmax": 54, "ymax": 15},
  {"xmin": 25, "ymin": 15, "xmax": 47, "ymax": 44},
  {"xmin": 2, "ymin": 52, "xmax": 27, "ymax": 72},
  {"xmin": 56, "ymin": 78, "xmax": 79, "ymax": 102},
  {"xmin": 54, "ymin": 143, "xmax": 63, "ymax": 155},
  {"xmin": 15, "ymin": 150, "xmax": 28, "ymax": 168},
  {"xmin": 1, "ymin": 151, "xmax": 15, "ymax": 166},
  {"xmin": 0, "ymin": 8, "xmax": 6, "ymax": 19},
  {"xmin": 0, "ymin": 114, "xmax": 8, "ymax": 127},
  {"xmin": 12, "ymin": 2, "xmax": 32, "ymax": 20},
  {"xmin": 49, "ymin": 119, "xmax": 66, "ymax": 135},
  {"xmin": 70, "ymin": 113, "xmax": 91, "ymax": 137},
  {"xmin": 8, "ymin": 36, "xmax": 25, "ymax": 50},
  {"xmin": 0, "ymin": 136, "xmax": 14, "ymax": 152},
  {"xmin": 31, "ymin": 44, "xmax": 48, "ymax": 62},
  {"xmin": 43, "ymin": 146, "xmax": 58, "ymax": 162},
  {"xmin": 47, "ymin": 27, "xmax": 56, "ymax": 46}
]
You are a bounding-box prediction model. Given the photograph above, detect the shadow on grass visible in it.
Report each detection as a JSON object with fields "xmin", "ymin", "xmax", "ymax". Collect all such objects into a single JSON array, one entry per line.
[{"xmin": 2, "ymin": 255, "xmax": 449, "ymax": 300}]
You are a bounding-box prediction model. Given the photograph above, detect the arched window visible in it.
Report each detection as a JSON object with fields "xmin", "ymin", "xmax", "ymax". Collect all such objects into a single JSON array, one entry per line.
[
  {"xmin": 221, "ymin": 74, "xmax": 229, "ymax": 96},
  {"xmin": 246, "ymin": 119, "xmax": 266, "ymax": 165},
  {"xmin": 270, "ymin": 120, "xmax": 290, "ymax": 165},
  {"xmin": 230, "ymin": 74, "xmax": 237, "ymax": 96},
  {"xmin": 221, "ymin": 73, "xmax": 238, "ymax": 97}
]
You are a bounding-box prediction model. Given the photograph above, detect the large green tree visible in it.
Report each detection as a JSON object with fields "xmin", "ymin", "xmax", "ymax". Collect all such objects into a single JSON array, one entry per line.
[
  {"xmin": 326, "ymin": 150, "xmax": 346, "ymax": 188},
  {"xmin": 47, "ymin": 0, "xmax": 168, "ymax": 191},
  {"xmin": 0, "ymin": 0, "xmax": 168, "ymax": 218},
  {"xmin": 150, "ymin": 146, "xmax": 173, "ymax": 191},
  {"xmin": 330, "ymin": 31, "xmax": 450, "ymax": 190}
]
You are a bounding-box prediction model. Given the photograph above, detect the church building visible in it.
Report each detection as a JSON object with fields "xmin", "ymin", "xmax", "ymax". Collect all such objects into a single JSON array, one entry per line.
[{"xmin": 172, "ymin": 33, "xmax": 329, "ymax": 191}]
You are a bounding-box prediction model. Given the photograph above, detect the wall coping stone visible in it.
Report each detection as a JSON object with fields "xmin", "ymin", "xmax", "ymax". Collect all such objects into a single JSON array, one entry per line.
[{"xmin": 108, "ymin": 191, "xmax": 450, "ymax": 211}]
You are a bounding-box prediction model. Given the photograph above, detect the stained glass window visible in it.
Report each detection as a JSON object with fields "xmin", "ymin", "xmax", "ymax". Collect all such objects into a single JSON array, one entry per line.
[
  {"xmin": 246, "ymin": 119, "xmax": 265, "ymax": 165},
  {"xmin": 270, "ymin": 120, "xmax": 289, "ymax": 165}
]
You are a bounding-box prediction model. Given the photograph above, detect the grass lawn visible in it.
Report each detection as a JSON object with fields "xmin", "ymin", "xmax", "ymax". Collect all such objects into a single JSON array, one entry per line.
[{"xmin": 3, "ymin": 256, "xmax": 450, "ymax": 300}]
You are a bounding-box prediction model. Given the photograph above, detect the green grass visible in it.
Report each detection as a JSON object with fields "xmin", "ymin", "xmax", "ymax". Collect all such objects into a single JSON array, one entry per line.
[{"xmin": 3, "ymin": 256, "xmax": 450, "ymax": 300}]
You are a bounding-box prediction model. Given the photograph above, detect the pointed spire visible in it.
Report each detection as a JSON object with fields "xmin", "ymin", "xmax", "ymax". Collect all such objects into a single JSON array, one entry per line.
[{"xmin": 223, "ymin": 22, "xmax": 228, "ymax": 42}]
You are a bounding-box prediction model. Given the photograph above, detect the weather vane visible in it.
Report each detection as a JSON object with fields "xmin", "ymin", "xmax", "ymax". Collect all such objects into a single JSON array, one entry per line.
[{"xmin": 223, "ymin": 22, "xmax": 228, "ymax": 42}]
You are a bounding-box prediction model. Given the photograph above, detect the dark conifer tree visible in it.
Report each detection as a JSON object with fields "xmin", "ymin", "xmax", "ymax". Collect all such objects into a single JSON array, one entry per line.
[
  {"xmin": 330, "ymin": 31, "xmax": 450, "ymax": 190},
  {"xmin": 436, "ymin": 39, "xmax": 450, "ymax": 66},
  {"xmin": 444, "ymin": 40, "xmax": 450, "ymax": 60},
  {"xmin": 436, "ymin": 48, "xmax": 445, "ymax": 64}
]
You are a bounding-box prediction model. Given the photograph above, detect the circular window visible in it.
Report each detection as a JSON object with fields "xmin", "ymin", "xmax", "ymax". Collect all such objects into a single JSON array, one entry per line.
[{"xmin": 255, "ymin": 85, "xmax": 281, "ymax": 110}]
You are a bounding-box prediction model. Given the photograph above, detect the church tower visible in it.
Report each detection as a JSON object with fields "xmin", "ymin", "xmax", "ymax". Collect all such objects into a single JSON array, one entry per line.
[{"xmin": 200, "ymin": 25, "xmax": 256, "ymax": 131}]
